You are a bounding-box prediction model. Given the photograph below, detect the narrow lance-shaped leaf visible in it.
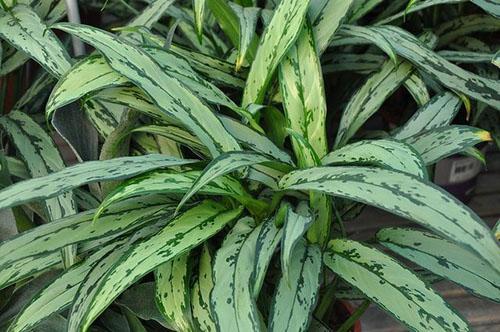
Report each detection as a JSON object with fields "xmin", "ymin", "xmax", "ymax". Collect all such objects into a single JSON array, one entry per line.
[
  {"xmin": 471, "ymin": 0, "xmax": 500, "ymax": 18},
  {"xmin": 127, "ymin": 0, "xmax": 175, "ymax": 28},
  {"xmin": 404, "ymin": 72, "xmax": 430, "ymax": 106},
  {"xmin": 270, "ymin": 240, "xmax": 322, "ymax": 332},
  {"xmin": 242, "ymin": 0, "xmax": 311, "ymax": 107},
  {"xmin": 279, "ymin": 21, "xmax": 328, "ymax": 162},
  {"xmin": 53, "ymin": 23, "xmax": 240, "ymax": 157},
  {"xmin": 376, "ymin": 0, "xmax": 466, "ymax": 25},
  {"xmin": 279, "ymin": 166, "xmax": 500, "ymax": 273},
  {"xmin": 0, "ymin": 154, "xmax": 195, "ymax": 211},
  {"xmin": 403, "ymin": 125, "xmax": 491, "ymax": 165},
  {"xmin": 308, "ymin": 0, "xmax": 354, "ymax": 54},
  {"xmin": 324, "ymin": 239, "xmax": 470, "ymax": 331},
  {"xmin": 193, "ymin": 0, "xmax": 205, "ymax": 42},
  {"xmin": 229, "ymin": 3, "xmax": 260, "ymax": 71},
  {"xmin": 68, "ymin": 201, "xmax": 243, "ymax": 331},
  {"xmin": 281, "ymin": 203, "xmax": 314, "ymax": 281},
  {"xmin": 210, "ymin": 217, "xmax": 262, "ymax": 332},
  {"xmin": 191, "ymin": 245, "xmax": 216, "ymax": 332},
  {"xmin": 377, "ymin": 228, "xmax": 500, "ymax": 303},
  {"xmin": 322, "ymin": 139, "xmax": 428, "ymax": 179},
  {"xmin": 0, "ymin": 5, "xmax": 71, "ymax": 78},
  {"xmin": 177, "ymin": 151, "xmax": 271, "ymax": 213},
  {"xmin": 334, "ymin": 58, "xmax": 413, "ymax": 148},
  {"xmin": 156, "ymin": 252, "xmax": 194, "ymax": 331},
  {"xmin": 367, "ymin": 25, "xmax": 500, "ymax": 110},
  {"xmin": 393, "ymin": 92, "xmax": 462, "ymax": 140}
]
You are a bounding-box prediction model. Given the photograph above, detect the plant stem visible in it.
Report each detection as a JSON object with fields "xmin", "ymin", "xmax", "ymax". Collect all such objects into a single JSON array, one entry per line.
[
  {"xmin": 315, "ymin": 278, "xmax": 338, "ymax": 319},
  {"xmin": 337, "ymin": 300, "xmax": 370, "ymax": 332}
]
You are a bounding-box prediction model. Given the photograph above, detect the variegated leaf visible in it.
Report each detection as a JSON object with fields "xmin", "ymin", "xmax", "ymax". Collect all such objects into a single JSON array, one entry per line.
[
  {"xmin": 322, "ymin": 139, "xmax": 428, "ymax": 179},
  {"xmin": 191, "ymin": 245, "xmax": 216, "ymax": 332},
  {"xmin": 309, "ymin": 0, "xmax": 353, "ymax": 54},
  {"xmin": 210, "ymin": 217, "xmax": 262, "ymax": 331},
  {"xmin": 393, "ymin": 92, "xmax": 462, "ymax": 140},
  {"xmin": 177, "ymin": 151, "xmax": 271, "ymax": 213},
  {"xmin": 279, "ymin": 22, "xmax": 328, "ymax": 162},
  {"xmin": 0, "ymin": 4, "xmax": 71, "ymax": 78},
  {"xmin": 324, "ymin": 239, "xmax": 470, "ymax": 331},
  {"xmin": 68, "ymin": 201, "xmax": 243, "ymax": 331},
  {"xmin": 377, "ymin": 228, "xmax": 500, "ymax": 303},
  {"xmin": 334, "ymin": 59, "xmax": 413, "ymax": 148},
  {"xmin": 279, "ymin": 166, "xmax": 500, "ymax": 272},
  {"xmin": 229, "ymin": 3, "xmax": 260, "ymax": 71},
  {"xmin": 156, "ymin": 252, "xmax": 194, "ymax": 331},
  {"xmin": 281, "ymin": 203, "xmax": 314, "ymax": 281},
  {"xmin": 403, "ymin": 125, "xmax": 491, "ymax": 164},
  {"xmin": 53, "ymin": 23, "xmax": 240, "ymax": 157},
  {"xmin": 270, "ymin": 240, "xmax": 322, "ymax": 332},
  {"xmin": 0, "ymin": 154, "xmax": 194, "ymax": 211},
  {"xmin": 242, "ymin": 0, "xmax": 310, "ymax": 106}
]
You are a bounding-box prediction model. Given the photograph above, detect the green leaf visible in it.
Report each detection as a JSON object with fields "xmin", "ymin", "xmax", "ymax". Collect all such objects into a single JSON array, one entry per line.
[
  {"xmin": 377, "ymin": 228, "xmax": 500, "ymax": 303},
  {"xmin": 309, "ymin": 0, "xmax": 354, "ymax": 54},
  {"xmin": 376, "ymin": 0, "xmax": 466, "ymax": 25},
  {"xmin": 279, "ymin": 22, "xmax": 328, "ymax": 163},
  {"xmin": 229, "ymin": 3, "xmax": 260, "ymax": 71},
  {"xmin": 281, "ymin": 203, "xmax": 314, "ymax": 281},
  {"xmin": 68, "ymin": 201, "xmax": 243, "ymax": 331},
  {"xmin": 0, "ymin": 154, "xmax": 194, "ymax": 211},
  {"xmin": 471, "ymin": 0, "xmax": 500, "ymax": 18},
  {"xmin": 369, "ymin": 25, "xmax": 500, "ymax": 110},
  {"xmin": 193, "ymin": 0, "xmax": 205, "ymax": 42},
  {"xmin": 191, "ymin": 245, "xmax": 216, "ymax": 332},
  {"xmin": 334, "ymin": 58, "xmax": 413, "ymax": 148},
  {"xmin": 177, "ymin": 151, "xmax": 271, "ymax": 213},
  {"xmin": 242, "ymin": 0, "xmax": 310, "ymax": 107},
  {"xmin": 96, "ymin": 170, "xmax": 261, "ymax": 219},
  {"xmin": 127, "ymin": 0, "xmax": 175, "ymax": 28},
  {"xmin": 0, "ymin": 4, "xmax": 71, "ymax": 77},
  {"xmin": 251, "ymin": 216, "xmax": 283, "ymax": 297},
  {"xmin": 403, "ymin": 125, "xmax": 491, "ymax": 164},
  {"xmin": 210, "ymin": 217, "xmax": 262, "ymax": 331},
  {"xmin": 404, "ymin": 72, "xmax": 430, "ymax": 106},
  {"xmin": 349, "ymin": 0, "xmax": 385, "ymax": 22},
  {"xmin": 0, "ymin": 199, "xmax": 173, "ymax": 289},
  {"xmin": 393, "ymin": 92, "xmax": 462, "ymax": 140},
  {"xmin": 324, "ymin": 239, "xmax": 470, "ymax": 331},
  {"xmin": 155, "ymin": 252, "xmax": 194, "ymax": 331},
  {"xmin": 220, "ymin": 116, "xmax": 294, "ymax": 165},
  {"xmin": 52, "ymin": 23, "xmax": 240, "ymax": 157},
  {"xmin": 270, "ymin": 240, "xmax": 322, "ymax": 332},
  {"xmin": 435, "ymin": 14, "xmax": 500, "ymax": 47},
  {"xmin": 279, "ymin": 166, "xmax": 500, "ymax": 273},
  {"xmin": 322, "ymin": 139, "xmax": 428, "ymax": 179},
  {"xmin": 8, "ymin": 239, "xmax": 125, "ymax": 332}
]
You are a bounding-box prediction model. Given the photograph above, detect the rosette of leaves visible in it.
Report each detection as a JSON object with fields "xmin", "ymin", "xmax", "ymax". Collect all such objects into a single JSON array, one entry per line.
[{"xmin": 0, "ymin": 0, "xmax": 499, "ymax": 331}]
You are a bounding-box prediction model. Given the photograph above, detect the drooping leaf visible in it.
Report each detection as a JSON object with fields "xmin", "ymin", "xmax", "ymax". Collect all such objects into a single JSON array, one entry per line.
[
  {"xmin": 242, "ymin": 0, "xmax": 310, "ymax": 106},
  {"xmin": 177, "ymin": 151, "xmax": 271, "ymax": 213},
  {"xmin": 377, "ymin": 228, "xmax": 500, "ymax": 303},
  {"xmin": 334, "ymin": 58, "xmax": 413, "ymax": 148},
  {"xmin": 270, "ymin": 240, "xmax": 322, "ymax": 332},
  {"xmin": 393, "ymin": 92, "xmax": 462, "ymax": 140},
  {"xmin": 193, "ymin": 0, "xmax": 206, "ymax": 42},
  {"xmin": 279, "ymin": 166, "xmax": 500, "ymax": 272},
  {"xmin": 0, "ymin": 4, "xmax": 71, "ymax": 78},
  {"xmin": 0, "ymin": 154, "xmax": 195, "ymax": 211},
  {"xmin": 281, "ymin": 203, "xmax": 314, "ymax": 281},
  {"xmin": 322, "ymin": 139, "xmax": 428, "ymax": 179},
  {"xmin": 53, "ymin": 23, "xmax": 240, "ymax": 157},
  {"xmin": 68, "ymin": 201, "xmax": 243, "ymax": 331},
  {"xmin": 324, "ymin": 239, "xmax": 470, "ymax": 331},
  {"xmin": 403, "ymin": 125, "xmax": 491, "ymax": 164}
]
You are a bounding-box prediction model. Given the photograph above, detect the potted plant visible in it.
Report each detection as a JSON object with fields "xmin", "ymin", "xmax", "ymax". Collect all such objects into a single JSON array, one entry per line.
[{"xmin": 0, "ymin": 0, "xmax": 498, "ymax": 331}]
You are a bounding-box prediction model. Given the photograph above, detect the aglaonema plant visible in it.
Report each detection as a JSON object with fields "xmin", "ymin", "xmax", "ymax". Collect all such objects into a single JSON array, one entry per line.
[{"xmin": 0, "ymin": 0, "xmax": 499, "ymax": 331}]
